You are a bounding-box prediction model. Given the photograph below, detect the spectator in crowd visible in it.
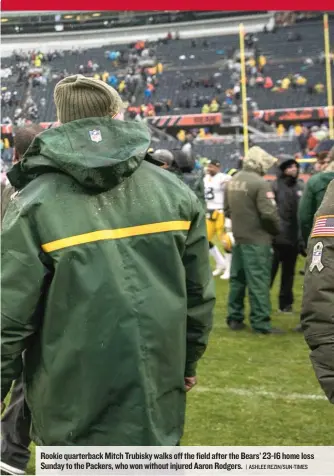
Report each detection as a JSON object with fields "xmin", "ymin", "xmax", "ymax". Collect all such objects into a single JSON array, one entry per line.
[
  {"xmin": 301, "ymin": 179, "xmax": 334, "ymax": 403},
  {"xmin": 264, "ymin": 76, "xmax": 273, "ymax": 89},
  {"xmin": 294, "ymin": 123, "xmax": 303, "ymax": 136},
  {"xmin": 108, "ymin": 74, "xmax": 118, "ymax": 88},
  {"xmin": 270, "ymin": 156, "xmax": 305, "ymax": 313},
  {"xmin": 177, "ymin": 129, "xmax": 186, "ymax": 142},
  {"xmin": 281, "ymin": 76, "xmax": 291, "ymax": 90},
  {"xmin": 294, "ymin": 74, "xmax": 307, "ymax": 87},
  {"xmin": 144, "ymin": 87, "xmax": 152, "ymax": 101},
  {"xmin": 258, "ymin": 54, "xmax": 267, "ymax": 73},
  {"xmin": 1, "ymin": 124, "xmax": 14, "ymax": 165},
  {"xmin": 298, "ymin": 126, "xmax": 309, "ymax": 155},
  {"xmin": 165, "ymin": 99, "xmax": 172, "ymax": 112},
  {"xmin": 299, "ymin": 143, "xmax": 334, "ymax": 245},
  {"xmin": 224, "ymin": 147, "xmax": 282, "ymax": 334},
  {"xmin": 202, "ymin": 104, "xmax": 210, "ymax": 114},
  {"xmin": 209, "ymin": 99, "xmax": 219, "ymax": 113},
  {"xmin": 315, "ymin": 125, "xmax": 329, "ymax": 142},
  {"xmin": 233, "ymin": 83, "xmax": 240, "ymax": 100},
  {"xmin": 255, "ymin": 75, "xmax": 264, "ymax": 87},
  {"xmin": 1, "ymin": 124, "xmax": 44, "ymax": 476},
  {"xmin": 1, "ymin": 75, "xmax": 215, "ymax": 448},
  {"xmin": 277, "ymin": 124, "xmax": 285, "ymax": 137},
  {"xmin": 314, "ymin": 82, "xmax": 325, "ymax": 93},
  {"xmin": 247, "ymin": 57, "xmax": 256, "ymax": 69},
  {"xmin": 248, "ymin": 76, "xmax": 256, "ymax": 88},
  {"xmin": 307, "ymin": 126, "xmax": 319, "ymax": 151}
]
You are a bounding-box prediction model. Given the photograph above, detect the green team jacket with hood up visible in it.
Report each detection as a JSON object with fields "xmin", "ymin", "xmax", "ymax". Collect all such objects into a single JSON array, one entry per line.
[
  {"xmin": 224, "ymin": 155, "xmax": 280, "ymax": 244},
  {"xmin": 1, "ymin": 117, "xmax": 215, "ymax": 446}
]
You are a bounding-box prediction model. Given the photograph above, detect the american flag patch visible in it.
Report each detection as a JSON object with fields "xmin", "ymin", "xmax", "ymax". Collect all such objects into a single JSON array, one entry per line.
[{"xmin": 311, "ymin": 216, "xmax": 334, "ymax": 237}]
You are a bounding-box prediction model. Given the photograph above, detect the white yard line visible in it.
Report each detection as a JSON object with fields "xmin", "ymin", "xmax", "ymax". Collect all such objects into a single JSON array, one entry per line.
[{"xmin": 195, "ymin": 386, "xmax": 326, "ymax": 401}]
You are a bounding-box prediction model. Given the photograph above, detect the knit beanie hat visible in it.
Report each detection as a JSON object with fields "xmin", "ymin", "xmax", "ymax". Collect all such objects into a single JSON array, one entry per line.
[
  {"xmin": 54, "ymin": 74, "xmax": 123, "ymax": 123},
  {"xmin": 278, "ymin": 155, "xmax": 299, "ymax": 171}
]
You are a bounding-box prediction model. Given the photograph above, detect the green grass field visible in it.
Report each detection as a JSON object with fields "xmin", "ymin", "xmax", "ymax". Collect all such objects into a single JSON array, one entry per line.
[{"xmin": 23, "ymin": 257, "xmax": 331, "ymax": 474}]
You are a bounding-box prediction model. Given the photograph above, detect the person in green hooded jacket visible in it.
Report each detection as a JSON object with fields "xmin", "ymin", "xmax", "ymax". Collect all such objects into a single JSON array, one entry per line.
[
  {"xmin": 298, "ymin": 146, "xmax": 334, "ymax": 245},
  {"xmin": 224, "ymin": 146, "xmax": 282, "ymax": 334},
  {"xmin": 1, "ymin": 75, "xmax": 215, "ymax": 447}
]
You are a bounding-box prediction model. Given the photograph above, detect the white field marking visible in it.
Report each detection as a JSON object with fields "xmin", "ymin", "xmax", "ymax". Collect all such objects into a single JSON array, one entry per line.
[{"xmin": 194, "ymin": 386, "xmax": 327, "ymax": 401}]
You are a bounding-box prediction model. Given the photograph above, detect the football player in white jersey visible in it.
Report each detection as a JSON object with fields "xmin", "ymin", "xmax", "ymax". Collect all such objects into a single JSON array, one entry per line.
[
  {"xmin": 204, "ymin": 160, "xmax": 232, "ymax": 278},
  {"xmin": 220, "ymin": 168, "xmax": 239, "ymax": 279}
]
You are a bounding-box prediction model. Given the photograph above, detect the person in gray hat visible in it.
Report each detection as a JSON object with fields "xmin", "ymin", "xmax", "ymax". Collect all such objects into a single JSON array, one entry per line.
[
  {"xmin": 152, "ymin": 149, "xmax": 175, "ymax": 169},
  {"xmin": 153, "ymin": 148, "xmax": 205, "ymax": 206}
]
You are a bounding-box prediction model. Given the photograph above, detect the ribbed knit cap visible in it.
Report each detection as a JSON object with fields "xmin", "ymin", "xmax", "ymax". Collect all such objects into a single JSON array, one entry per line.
[{"xmin": 54, "ymin": 74, "xmax": 123, "ymax": 123}]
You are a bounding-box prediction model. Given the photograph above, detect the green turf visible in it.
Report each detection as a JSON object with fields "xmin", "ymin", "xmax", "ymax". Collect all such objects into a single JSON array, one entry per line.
[{"xmin": 23, "ymin": 257, "xmax": 331, "ymax": 474}]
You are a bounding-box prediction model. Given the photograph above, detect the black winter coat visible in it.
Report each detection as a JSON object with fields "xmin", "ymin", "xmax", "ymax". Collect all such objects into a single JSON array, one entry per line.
[{"xmin": 272, "ymin": 169, "xmax": 304, "ymax": 247}]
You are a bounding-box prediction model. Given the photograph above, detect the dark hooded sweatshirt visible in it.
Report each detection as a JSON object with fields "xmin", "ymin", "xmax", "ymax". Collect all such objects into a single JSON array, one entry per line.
[{"xmin": 271, "ymin": 157, "xmax": 304, "ymax": 247}]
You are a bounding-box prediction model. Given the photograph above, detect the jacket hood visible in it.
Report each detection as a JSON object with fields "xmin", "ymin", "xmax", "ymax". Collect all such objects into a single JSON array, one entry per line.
[
  {"xmin": 242, "ymin": 146, "xmax": 277, "ymax": 175},
  {"xmin": 7, "ymin": 117, "xmax": 151, "ymax": 192}
]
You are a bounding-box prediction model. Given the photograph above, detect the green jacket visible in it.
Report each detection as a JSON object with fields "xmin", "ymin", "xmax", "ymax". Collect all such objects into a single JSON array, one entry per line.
[
  {"xmin": 301, "ymin": 179, "xmax": 334, "ymax": 404},
  {"xmin": 1, "ymin": 117, "xmax": 215, "ymax": 446},
  {"xmin": 1, "ymin": 183, "xmax": 15, "ymax": 224},
  {"xmin": 224, "ymin": 169, "xmax": 280, "ymax": 245},
  {"xmin": 298, "ymin": 165, "xmax": 334, "ymax": 244}
]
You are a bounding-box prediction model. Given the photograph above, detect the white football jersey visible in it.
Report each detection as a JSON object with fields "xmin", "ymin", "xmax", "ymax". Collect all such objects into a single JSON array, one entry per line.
[{"xmin": 204, "ymin": 172, "xmax": 231, "ymax": 210}]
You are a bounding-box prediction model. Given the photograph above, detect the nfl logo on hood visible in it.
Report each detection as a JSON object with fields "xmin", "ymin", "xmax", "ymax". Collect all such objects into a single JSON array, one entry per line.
[{"xmin": 89, "ymin": 130, "xmax": 102, "ymax": 143}]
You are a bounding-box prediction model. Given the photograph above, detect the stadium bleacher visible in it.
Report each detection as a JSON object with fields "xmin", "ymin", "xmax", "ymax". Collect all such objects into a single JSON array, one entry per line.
[
  {"xmin": 1, "ymin": 18, "xmax": 333, "ymax": 125},
  {"xmin": 1, "ymin": 16, "xmax": 333, "ymax": 171}
]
